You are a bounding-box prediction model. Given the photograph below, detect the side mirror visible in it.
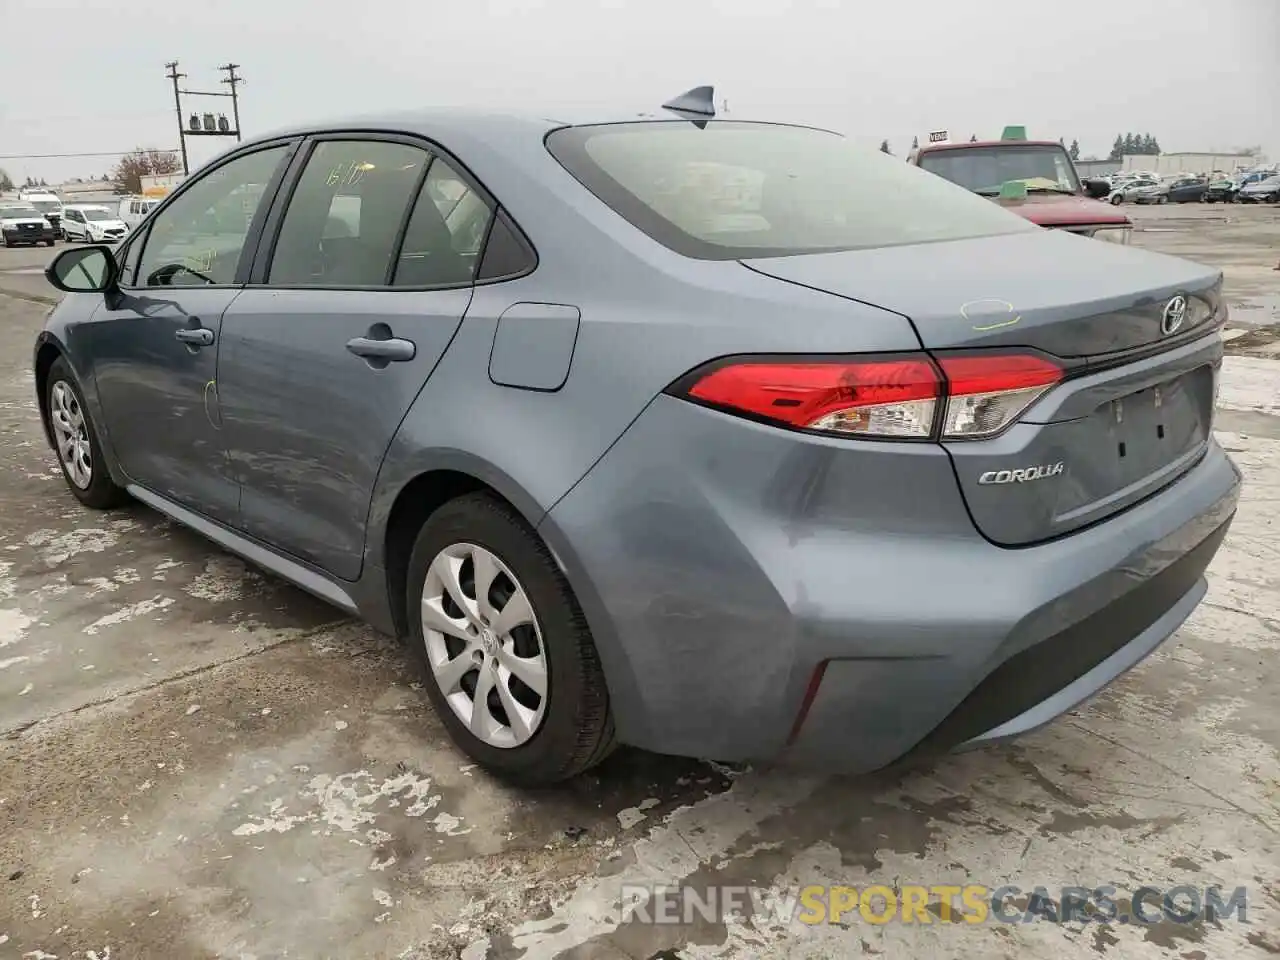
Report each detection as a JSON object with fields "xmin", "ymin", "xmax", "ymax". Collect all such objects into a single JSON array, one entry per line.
[
  {"xmin": 45, "ymin": 245, "xmax": 117, "ymax": 294},
  {"xmin": 1084, "ymin": 178, "xmax": 1112, "ymax": 200}
]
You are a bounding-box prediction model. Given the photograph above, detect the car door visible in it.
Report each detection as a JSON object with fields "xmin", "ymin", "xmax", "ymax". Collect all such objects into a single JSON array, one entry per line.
[
  {"xmin": 216, "ymin": 136, "xmax": 492, "ymax": 580},
  {"xmin": 89, "ymin": 141, "xmax": 296, "ymax": 523},
  {"xmin": 63, "ymin": 208, "xmax": 82, "ymax": 239}
]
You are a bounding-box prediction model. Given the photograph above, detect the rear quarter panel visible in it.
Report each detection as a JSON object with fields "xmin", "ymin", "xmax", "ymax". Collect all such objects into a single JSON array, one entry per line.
[{"xmin": 362, "ymin": 117, "xmax": 924, "ymax": 579}]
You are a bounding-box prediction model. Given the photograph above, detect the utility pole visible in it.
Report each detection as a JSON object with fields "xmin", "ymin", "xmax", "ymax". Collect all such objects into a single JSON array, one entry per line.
[
  {"xmin": 219, "ymin": 63, "xmax": 244, "ymax": 143},
  {"xmin": 165, "ymin": 60, "xmax": 190, "ymax": 175}
]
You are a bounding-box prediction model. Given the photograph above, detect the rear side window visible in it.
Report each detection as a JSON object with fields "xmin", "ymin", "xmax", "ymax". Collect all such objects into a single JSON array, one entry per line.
[
  {"xmin": 392, "ymin": 157, "xmax": 494, "ymax": 287},
  {"xmin": 546, "ymin": 121, "xmax": 1037, "ymax": 260},
  {"xmin": 268, "ymin": 139, "xmax": 430, "ymax": 287}
]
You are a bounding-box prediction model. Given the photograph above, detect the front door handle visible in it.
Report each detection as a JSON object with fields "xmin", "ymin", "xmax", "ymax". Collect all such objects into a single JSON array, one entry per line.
[
  {"xmin": 346, "ymin": 336, "xmax": 416, "ymax": 363},
  {"xmin": 175, "ymin": 327, "xmax": 215, "ymax": 347}
]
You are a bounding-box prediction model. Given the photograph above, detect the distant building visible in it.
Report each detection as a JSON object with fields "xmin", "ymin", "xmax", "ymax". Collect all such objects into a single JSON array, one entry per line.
[
  {"xmin": 140, "ymin": 173, "xmax": 187, "ymax": 198},
  {"xmin": 1122, "ymin": 152, "xmax": 1263, "ymax": 176},
  {"xmin": 56, "ymin": 180, "xmax": 122, "ymax": 205}
]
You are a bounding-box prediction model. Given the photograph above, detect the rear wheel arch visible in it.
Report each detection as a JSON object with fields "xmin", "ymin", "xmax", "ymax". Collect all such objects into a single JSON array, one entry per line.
[{"xmin": 382, "ymin": 468, "xmax": 542, "ymax": 639}]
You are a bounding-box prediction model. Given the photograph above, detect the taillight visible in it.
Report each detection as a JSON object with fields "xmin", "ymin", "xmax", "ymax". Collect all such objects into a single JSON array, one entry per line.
[
  {"xmin": 936, "ymin": 353, "xmax": 1063, "ymax": 439},
  {"xmin": 671, "ymin": 352, "xmax": 1062, "ymax": 441}
]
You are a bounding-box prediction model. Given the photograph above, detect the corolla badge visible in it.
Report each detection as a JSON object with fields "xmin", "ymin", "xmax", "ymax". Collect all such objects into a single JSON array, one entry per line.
[
  {"xmin": 1161, "ymin": 295, "xmax": 1187, "ymax": 336},
  {"xmin": 978, "ymin": 462, "xmax": 1065, "ymax": 485}
]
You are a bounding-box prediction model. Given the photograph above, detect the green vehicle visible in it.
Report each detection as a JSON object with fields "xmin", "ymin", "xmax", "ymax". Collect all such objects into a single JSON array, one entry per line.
[{"xmin": 1203, "ymin": 179, "xmax": 1237, "ymax": 203}]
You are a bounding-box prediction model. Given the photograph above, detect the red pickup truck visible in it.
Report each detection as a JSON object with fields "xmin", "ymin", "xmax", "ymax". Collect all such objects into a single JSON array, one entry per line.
[{"xmin": 908, "ymin": 127, "xmax": 1133, "ymax": 245}]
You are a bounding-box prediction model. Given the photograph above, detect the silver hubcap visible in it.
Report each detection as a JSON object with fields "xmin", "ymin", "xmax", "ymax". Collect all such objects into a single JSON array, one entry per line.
[
  {"xmin": 421, "ymin": 542, "xmax": 547, "ymax": 749},
  {"xmin": 50, "ymin": 380, "xmax": 92, "ymax": 489}
]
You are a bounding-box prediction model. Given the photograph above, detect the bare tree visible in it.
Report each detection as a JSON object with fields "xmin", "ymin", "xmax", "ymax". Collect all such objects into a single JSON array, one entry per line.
[{"xmin": 111, "ymin": 148, "xmax": 181, "ymax": 194}]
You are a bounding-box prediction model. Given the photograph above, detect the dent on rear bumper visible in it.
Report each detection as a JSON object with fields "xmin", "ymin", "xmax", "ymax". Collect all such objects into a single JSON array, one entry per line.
[{"xmin": 543, "ymin": 395, "xmax": 1241, "ymax": 770}]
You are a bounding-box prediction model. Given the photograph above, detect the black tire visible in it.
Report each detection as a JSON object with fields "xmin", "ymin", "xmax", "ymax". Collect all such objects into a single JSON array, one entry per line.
[
  {"xmin": 405, "ymin": 492, "xmax": 615, "ymax": 784},
  {"xmin": 44, "ymin": 239, "xmax": 54, "ymax": 247},
  {"xmin": 44, "ymin": 357, "xmax": 129, "ymax": 510},
  {"xmin": 1110, "ymin": 194, "xmax": 1123, "ymax": 205}
]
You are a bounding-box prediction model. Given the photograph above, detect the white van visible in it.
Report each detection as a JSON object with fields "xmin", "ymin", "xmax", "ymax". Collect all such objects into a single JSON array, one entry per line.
[{"xmin": 118, "ymin": 196, "xmax": 160, "ymax": 230}]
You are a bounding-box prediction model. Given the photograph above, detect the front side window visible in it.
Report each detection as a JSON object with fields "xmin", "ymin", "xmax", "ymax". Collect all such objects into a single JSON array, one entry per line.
[
  {"xmin": 917, "ymin": 144, "xmax": 1082, "ymax": 196},
  {"xmin": 135, "ymin": 144, "xmax": 288, "ymax": 287},
  {"xmin": 392, "ymin": 157, "xmax": 494, "ymax": 286},
  {"xmin": 547, "ymin": 121, "xmax": 1037, "ymax": 260},
  {"xmin": 268, "ymin": 139, "xmax": 430, "ymax": 287}
]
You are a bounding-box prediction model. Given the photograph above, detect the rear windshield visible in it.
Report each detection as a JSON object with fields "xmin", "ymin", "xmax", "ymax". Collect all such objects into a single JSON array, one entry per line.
[{"xmin": 546, "ymin": 121, "xmax": 1036, "ymax": 260}]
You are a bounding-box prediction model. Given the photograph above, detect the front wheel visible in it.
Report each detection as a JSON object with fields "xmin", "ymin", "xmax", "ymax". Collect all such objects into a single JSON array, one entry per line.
[
  {"xmin": 1110, "ymin": 194, "xmax": 1123, "ymax": 205},
  {"xmin": 405, "ymin": 493, "xmax": 615, "ymax": 784},
  {"xmin": 45, "ymin": 357, "xmax": 129, "ymax": 509}
]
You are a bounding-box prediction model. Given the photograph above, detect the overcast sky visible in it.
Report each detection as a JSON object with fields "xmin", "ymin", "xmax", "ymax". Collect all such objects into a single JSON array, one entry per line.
[{"xmin": 2, "ymin": 0, "xmax": 1276, "ymax": 185}]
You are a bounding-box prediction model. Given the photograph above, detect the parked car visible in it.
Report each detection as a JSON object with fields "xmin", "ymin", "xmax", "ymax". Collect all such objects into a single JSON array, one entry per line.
[
  {"xmin": 35, "ymin": 95, "xmax": 1240, "ymax": 783},
  {"xmin": 17, "ymin": 190, "xmax": 64, "ymax": 234},
  {"xmin": 1238, "ymin": 175, "xmax": 1280, "ymax": 203},
  {"xmin": 61, "ymin": 205, "xmax": 129, "ymax": 243},
  {"xmin": 1203, "ymin": 179, "xmax": 1237, "ymax": 203},
  {"xmin": 1129, "ymin": 177, "xmax": 1204, "ymax": 205},
  {"xmin": 0, "ymin": 203, "xmax": 57, "ymax": 247},
  {"xmin": 1108, "ymin": 179, "xmax": 1160, "ymax": 204}
]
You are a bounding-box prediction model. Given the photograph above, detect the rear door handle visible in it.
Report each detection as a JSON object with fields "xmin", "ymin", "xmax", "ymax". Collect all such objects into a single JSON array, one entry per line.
[
  {"xmin": 174, "ymin": 327, "xmax": 215, "ymax": 346},
  {"xmin": 346, "ymin": 336, "xmax": 416, "ymax": 363}
]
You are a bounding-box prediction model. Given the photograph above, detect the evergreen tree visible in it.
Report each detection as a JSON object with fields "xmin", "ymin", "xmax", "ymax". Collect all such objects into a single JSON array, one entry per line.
[
  {"xmin": 1069, "ymin": 139, "xmax": 1081, "ymax": 160},
  {"xmin": 911, "ymin": 135, "xmax": 919, "ymax": 150},
  {"xmin": 879, "ymin": 139, "xmax": 892, "ymax": 154},
  {"xmin": 1110, "ymin": 135, "xmax": 1124, "ymax": 161},
  {"xmin": 1122, "ymin": 133, "xmax": 1136, "ymax": 154},
  {"xmin": 970, "ymin": 134, "xmax": 978, "ymax": 142}
]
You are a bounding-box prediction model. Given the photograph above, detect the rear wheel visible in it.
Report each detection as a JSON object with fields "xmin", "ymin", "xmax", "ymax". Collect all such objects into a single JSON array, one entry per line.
[
  {"xmin": 1110, "ymin": 194, "xmax": 1123, "ymax": 205},
  {"xmin": 405, "ymin": 493, "xmax": 614, "ymax": 784},
  {"xmin": 45, "ymin": 357, "xmax": 129, "ymax": 509}
]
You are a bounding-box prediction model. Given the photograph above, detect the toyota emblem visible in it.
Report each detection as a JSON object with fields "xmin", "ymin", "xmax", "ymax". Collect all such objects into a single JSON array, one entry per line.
[{"xmin": 1161, "ymin": 296, "xmax": 1187, "ymax": 336}]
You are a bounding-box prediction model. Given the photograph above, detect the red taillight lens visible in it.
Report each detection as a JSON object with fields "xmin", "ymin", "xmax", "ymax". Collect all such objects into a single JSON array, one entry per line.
[
  {"xmin": 686, "ymin": 357, "xmax": 941, "ymax": 439},
  {"xmin": 674, "ymin": 352, "xmax": 1062, "ymax": 441}
]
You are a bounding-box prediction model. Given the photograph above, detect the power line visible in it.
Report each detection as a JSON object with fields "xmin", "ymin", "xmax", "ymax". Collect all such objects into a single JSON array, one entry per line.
[{"xmin": 0, "ymin": 149, "xmax": 180, "ymax": 160}]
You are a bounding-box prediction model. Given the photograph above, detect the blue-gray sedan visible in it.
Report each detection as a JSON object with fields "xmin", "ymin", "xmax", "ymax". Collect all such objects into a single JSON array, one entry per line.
[{"xmin": 34, "ymin": 94, "xmax": 1240, "ymax": 783}]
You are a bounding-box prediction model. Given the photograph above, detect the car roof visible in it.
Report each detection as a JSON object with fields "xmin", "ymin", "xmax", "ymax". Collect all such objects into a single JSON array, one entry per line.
[
  {"xmin": 65, "ymin": 203, "xmax": 111, "ymax": 210},
  {"xmin": 244, "ymin": 106, "xmax": 835, "ymax": 147}
]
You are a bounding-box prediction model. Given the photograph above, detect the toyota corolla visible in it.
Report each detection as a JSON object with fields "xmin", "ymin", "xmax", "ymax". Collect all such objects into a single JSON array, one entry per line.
[{"xmin": 34, "ymin": 89, "xmax": 1240, "ymax": 784}]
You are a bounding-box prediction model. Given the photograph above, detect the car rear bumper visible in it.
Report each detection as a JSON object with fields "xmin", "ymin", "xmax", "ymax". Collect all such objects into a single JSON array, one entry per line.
[{"xmin": 542, "ymin": 394, "xmax": 1241, "ymax": 771}]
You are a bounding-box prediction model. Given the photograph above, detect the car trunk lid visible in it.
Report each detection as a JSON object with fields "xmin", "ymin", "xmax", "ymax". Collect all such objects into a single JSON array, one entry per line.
[{"xmin": 742, "ymin": 230, "xmax": 1225, "ymax": 545}]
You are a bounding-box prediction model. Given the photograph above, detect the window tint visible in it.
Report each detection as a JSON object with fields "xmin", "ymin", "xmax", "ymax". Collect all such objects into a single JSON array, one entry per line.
[
  {"xmin": 477, "ymin": 209, "xmax": 535, "ymax": 281},
  {"xmin": 392, "ymin": 157, "xmax": 494, "ymax": 287},
  {"xmin": 546, "ymin": 121, "xmax": 1037, "ymax": 260},
  {"xmin": 268, "ymin": 140, "xmax": 429, "ymax": 287},
  {"xmin": 137, "ymin": 145, "xmax": 287, "ymax": 287}
]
